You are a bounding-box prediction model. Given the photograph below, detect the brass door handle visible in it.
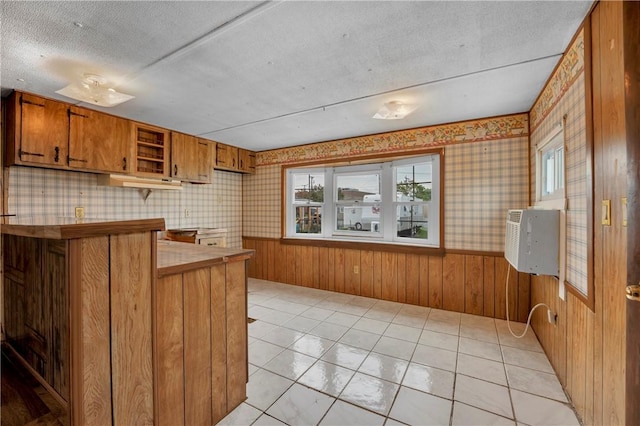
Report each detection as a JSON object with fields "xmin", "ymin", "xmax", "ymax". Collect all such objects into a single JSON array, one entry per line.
[{"xmin": 626, "ymin": 285, "xmax": 640, "ymax": 302}]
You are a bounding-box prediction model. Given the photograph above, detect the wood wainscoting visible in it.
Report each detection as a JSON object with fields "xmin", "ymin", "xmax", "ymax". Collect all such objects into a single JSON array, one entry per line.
[{"xmin": 243, "ymin": 237, "xmax": 532, "ymax": 322}]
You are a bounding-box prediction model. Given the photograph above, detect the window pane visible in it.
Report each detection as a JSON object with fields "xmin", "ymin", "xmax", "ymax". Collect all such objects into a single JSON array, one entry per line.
[
  {"xmin": 293, "ymin": 173, "xmax": 324, "ymax": 202},
  {"xmin": 396, "ymin": 163, "xmax": 432, "ymax": 201},
  {"xmin": 542, "ymin": 150, "xmax": 555, "ymax": 196},
  {"xmin": 336, "ymin": 173, "xmax": 380, "ymax": 201},
  {"xmin": 295, "ymin": 206, "xmax": 322, "ymax": 234},
  {"xmin": 396, "ymin": 204, "xmax": 428, "ymax": 239},
  {"xmin": 338, "ymin": 205, "xmax": 381, "ymax": 232}
]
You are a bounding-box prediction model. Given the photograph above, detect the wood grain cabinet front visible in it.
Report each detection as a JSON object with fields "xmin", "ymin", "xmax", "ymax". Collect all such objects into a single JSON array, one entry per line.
[
  {"xmin": 3, "ymin": 236, "xmax": 69, "ymax": 401},
  {"xmin": 68, "ymin": 106, "xmax": 131, "ymax": 173},
  {"xmin": 171, "ymin": 132, "xmax": 213, "ymax": 183},
  {"xmin": 5, "ymin": 92, "xmax": 68, "ymax": 168}
]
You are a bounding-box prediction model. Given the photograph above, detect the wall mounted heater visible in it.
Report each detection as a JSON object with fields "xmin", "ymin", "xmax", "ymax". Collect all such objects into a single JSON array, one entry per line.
[{"xmin": 504, "ymin": 209, "xmax": 559, "ymax": 276}]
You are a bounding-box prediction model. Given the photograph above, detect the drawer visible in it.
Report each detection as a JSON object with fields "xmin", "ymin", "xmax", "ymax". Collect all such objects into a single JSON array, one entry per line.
[{"xmin": 197, "ymin": 236, "xmax": 226, "ymax": 247}]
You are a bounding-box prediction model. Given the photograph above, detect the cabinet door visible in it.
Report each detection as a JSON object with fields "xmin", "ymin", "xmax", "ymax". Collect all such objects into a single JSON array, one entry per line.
[
  {"xmin": 171, "ymin": 133, "xmax": 212, "ymax": 183},
  {"xmin": 238, "ymin": 149, "xmax": 256, "ymax": 173},
  {"xmin": 68, "ymin": 106, "xmax": 130, "ymax": 173},
  {"xmin": 216, "ymin": 143, "xmax": 238, "ymax": 171},
  {"xmin": 196, "ymin": 138, "xmax": 213, "ymax": 183},
  {"xmin": 16, "ymin": 93, "xmax": 68, "ymax": 167},
  {"xmin": 170, "ymin": 132, "xmax": 198, "ymax": 180}
]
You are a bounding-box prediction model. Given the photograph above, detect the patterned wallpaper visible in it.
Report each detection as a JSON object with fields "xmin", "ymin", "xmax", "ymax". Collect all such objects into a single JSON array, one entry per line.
[
  {"xmin": 530, "ymin": 29, "xmax": 585, "ymax": 133},
  {"xmin": 530, "ymin": 28, "xmax": 588, "ymax": 297},
  {"xmin": 245, "ymin": 114, "xmax": 530, "ymax": 252},
  {"xmin": 7, "ymin": 167, "xmax": 244, "ymax": 248},
  {"xmin": 258, "ymin": 114, "xmax": 529, "ymax": 166}
]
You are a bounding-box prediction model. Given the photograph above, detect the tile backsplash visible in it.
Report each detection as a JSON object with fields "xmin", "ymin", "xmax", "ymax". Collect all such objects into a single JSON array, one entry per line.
[{"xmin": 7, "ymin": 166, "xmax": 243, "ymax": 248}]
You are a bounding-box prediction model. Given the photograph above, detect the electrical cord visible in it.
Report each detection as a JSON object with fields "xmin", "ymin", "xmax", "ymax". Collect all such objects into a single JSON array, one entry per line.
[{"xmin": 505, "ymin": 263, "xmax": 553, "ymax": 339}]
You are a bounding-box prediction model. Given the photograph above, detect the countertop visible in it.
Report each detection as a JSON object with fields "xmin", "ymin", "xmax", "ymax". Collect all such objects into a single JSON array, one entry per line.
[
  {"xmin": 0, "ymin": 216, "xmax": 165, "ymax": 239},
  {"xmin": 157, "ymin": 240, "xmax": 254, "ymax": 277}
]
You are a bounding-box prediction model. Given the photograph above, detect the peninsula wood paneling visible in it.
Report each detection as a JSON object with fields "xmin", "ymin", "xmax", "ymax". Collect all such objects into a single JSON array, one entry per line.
[
  {"xmin": 155, "ymin": 260, "xmax": 249, "ymax": 426},
  {"xmin": 109, "ymin": 232, "xmax": 154, "ymax": 425},
  {"xmin": 243, "ymin": 237, "xmax": 531, "ymax": 321}
]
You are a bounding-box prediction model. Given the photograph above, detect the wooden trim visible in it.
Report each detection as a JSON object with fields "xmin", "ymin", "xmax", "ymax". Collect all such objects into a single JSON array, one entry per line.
[
  {"xmin": 625, "ymin": 2, "xmax": 640, "ymax": 424},
  {"xmin": 445, "ymin": 248, "xmax": 504, "ymax": 257},
  {"xmin": 280, "ymin": 237, "xmax": 445, "ymax": 256}
]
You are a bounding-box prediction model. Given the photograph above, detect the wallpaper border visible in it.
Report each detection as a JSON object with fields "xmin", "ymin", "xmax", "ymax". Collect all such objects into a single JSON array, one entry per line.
[
  {"xmin": 257, "ymin": 113, "xmax": 529, "ymax": 166},
  {"xmin": 530, "ymin": 28, "xmax": 585, "ymax": 133}
]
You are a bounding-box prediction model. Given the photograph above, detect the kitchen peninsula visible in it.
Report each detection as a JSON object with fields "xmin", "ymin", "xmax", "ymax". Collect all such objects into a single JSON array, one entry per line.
[{"xmin": 1, "ymin": 217, "xmax": 253, "ymax": 425}]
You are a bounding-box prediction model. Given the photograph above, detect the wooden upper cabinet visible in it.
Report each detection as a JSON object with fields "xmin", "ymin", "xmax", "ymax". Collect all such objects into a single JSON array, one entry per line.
[
  {"xmin": 238, "ymin": 149, "xmax": 256, "ymax": 174},
  {"xmin": 5, "ymin": 92, "xmax": 68, "ymax": 168},
  {"xmin": 133, "ymin": 123, "xmax": 169, "ymax": 178},
  {"xmin": 171, "ymin": 132, "xmax": 213, "ymax": 183},
  {"xmin": 215, "ymin": 143, "xmax": 239, "ymax": 171},
  {"xmin": 68, "ymin": 106, "xmax": 131, "ymax": 173},
  {"xmin": 197, "ymin": 138, "xmax": 214, "ymax": 183}
]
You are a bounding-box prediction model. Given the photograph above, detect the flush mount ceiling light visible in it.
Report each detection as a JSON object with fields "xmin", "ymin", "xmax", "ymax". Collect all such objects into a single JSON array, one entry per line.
[
  {"xmin": 372, "ymin": 100, "xmax": 418, "ymax": 120},
  {"xmin": 56, "ymin": 73, "xmax": 134, "ymax": 107}
]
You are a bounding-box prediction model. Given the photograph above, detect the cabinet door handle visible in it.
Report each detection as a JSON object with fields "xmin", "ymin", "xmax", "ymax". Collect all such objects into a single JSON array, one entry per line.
[
  {"xmin": 18, "ymin": 149, "xmax": 44, "ymax": 158},
  {"xmin": 68, "ymin": 156, "xmax": 88, "ymax": 163},
  {"xmin": 68, "ymin": 110, "xmax": 88, "ymax": 118},
  {"xmin": 20, "ymin": 97, "xmax": 44, "ymax": 108},
  {"xmin": 54, "ymin": 147, "xmax": 60, "ymax": 162},
  {"xmin": 122, "ymin": 157, "xmax": 127, "ymax": 171},
  {"xmin": 174, "ymin": 164, "xmax": 178, "ymax": 175},
  {"xmin": 240, "ymin": 159, "xmax": 244, "ymax": 169}
]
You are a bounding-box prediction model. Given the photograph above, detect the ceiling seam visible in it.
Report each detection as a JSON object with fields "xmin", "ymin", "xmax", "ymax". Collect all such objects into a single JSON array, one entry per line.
[
  {"xmin": 115, "ymin": 0, "xmax": 285, "ymax": 87},
  {"xmin": 200, "ymin": 52, "xmax": 563, "ymax": 136}
]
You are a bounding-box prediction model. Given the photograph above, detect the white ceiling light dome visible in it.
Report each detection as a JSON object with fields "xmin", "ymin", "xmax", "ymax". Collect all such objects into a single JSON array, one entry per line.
[
  {"xmin": 56, "ymin": 73, "xmax": 134, "ymax": 107},
  {"xmin": 372, "ymin": 101, "xmax": 418, "ymax": 120}
]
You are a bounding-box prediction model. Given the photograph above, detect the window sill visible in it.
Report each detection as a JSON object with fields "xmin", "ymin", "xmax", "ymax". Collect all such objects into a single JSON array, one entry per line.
[{"xmin": 280, "ymin": 237, "xmax": 445, "ymax": 256}]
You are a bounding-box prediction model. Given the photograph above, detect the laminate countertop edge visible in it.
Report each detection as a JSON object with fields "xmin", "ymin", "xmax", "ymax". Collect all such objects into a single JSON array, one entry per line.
[
  {"xmin": 156, "ymin": 240, "xmax": 254, "ymax": 277},
  {"xmin": 0, "ymin": 217, "xmax": 166, "ymax": 239}
]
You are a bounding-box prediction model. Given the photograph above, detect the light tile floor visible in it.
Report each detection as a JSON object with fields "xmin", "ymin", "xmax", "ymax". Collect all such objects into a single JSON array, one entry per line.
[{"xmin": 218, "ymin": 279, "xmax": 581, "ymax": 426}]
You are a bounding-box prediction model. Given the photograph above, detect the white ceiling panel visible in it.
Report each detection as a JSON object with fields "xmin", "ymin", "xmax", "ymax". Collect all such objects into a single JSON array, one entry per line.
[{"xmin": 1, "ymin": 1, "xmax": 594, "ymax": 151}]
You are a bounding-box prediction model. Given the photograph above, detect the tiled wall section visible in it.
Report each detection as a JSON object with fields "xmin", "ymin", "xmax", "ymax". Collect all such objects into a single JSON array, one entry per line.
[
  {"xmin": 7, "ymin": 166, "xmax": 244, "ymax": 248},
  {"xmin": 530, "ymin": 72, "xmax": 588, "ymax": 295},
  {"xmin": 244, "ymin": 132, "xmax": 529, "ymax": 252}
]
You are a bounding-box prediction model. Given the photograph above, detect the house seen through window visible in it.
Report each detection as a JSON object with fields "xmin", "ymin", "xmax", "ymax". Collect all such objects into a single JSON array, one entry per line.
[{"xmin": 285, "ymin": 153, "xmax": 440, "ymax": 247}]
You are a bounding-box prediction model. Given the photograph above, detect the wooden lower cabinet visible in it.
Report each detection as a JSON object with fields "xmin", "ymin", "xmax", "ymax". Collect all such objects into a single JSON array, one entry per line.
[
  {"xmin": 155, "ymin": 259, "xmax": 248, "ymax": 426},
  {"xmin": 3, "ymin": 236, "xmax": 69, "ymax": 401},
  {"xmin": 3, "ymin": 229, "xmax": 157, "ymax": 426}
]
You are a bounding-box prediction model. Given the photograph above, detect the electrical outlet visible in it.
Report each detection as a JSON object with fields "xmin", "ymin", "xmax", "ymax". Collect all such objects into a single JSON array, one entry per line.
[
  {"xmin": 75, "ymin": 207, "xmax": 85, "ymax": 218},
  {"xmin": 547, "ymin": 309, "xmax": 557, "ymax": 325},
  {"xmin": 184, "ymin": 209, "xmax": 191, "ymax": 218},
  {"xmin": 353, "ymin": 265, "xmax": 359, "ymax": 274}
]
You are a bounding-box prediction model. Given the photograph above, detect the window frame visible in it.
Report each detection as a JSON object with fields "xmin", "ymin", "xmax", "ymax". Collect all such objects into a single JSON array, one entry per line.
[
  {"xmin": 282, "ymin": 150, "xmax": 443, "ymax": 251},
  {"xmin": 536, "ymin": 124, "xmax": 566, "ymax": 203}
]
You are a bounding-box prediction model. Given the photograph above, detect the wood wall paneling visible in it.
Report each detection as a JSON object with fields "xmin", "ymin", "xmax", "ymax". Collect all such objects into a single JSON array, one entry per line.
[
  {"xmin": 69, "ymin": 237, "xmax": 112, "ymax": 426},
  {"xmin": 225, "ymin": 260, "xmax": 248, "ymax": 410},
  {"xmin": 155, "ymin": 274, "xmax": 185, "ymax": 426},
  {"xmin": 243, "ymin": 237, "xmax": 533, "ymax": 321},
  {"xmin": 109, "ymin": 232, "xmax": 154, "ymax": 425},
  {"xmin": 210, "ymin": 264, "xmax": 228, "ymax": 424},
  {"xmin": 465, "ymin": 255, "xmax": 484, "ymax": 316},
  {"xmin": 183, "ymin": 268, "xmax": 212, "ymax": 426}
]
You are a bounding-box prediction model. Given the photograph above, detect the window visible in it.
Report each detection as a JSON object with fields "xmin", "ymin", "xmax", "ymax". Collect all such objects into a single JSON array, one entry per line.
[
  {"xmin": 537, "ymin": 125, "xmax": 565, "ymax": 201},
  {"xmin": 285, "ymin": 154, "xmax": 441, "ymax": 247}
]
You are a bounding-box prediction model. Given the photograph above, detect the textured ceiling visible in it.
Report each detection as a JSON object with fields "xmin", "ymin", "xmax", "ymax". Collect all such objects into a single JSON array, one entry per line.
[{"xmin": 1, "ymin": 1, "xmax": 594, "ymax": 151}]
